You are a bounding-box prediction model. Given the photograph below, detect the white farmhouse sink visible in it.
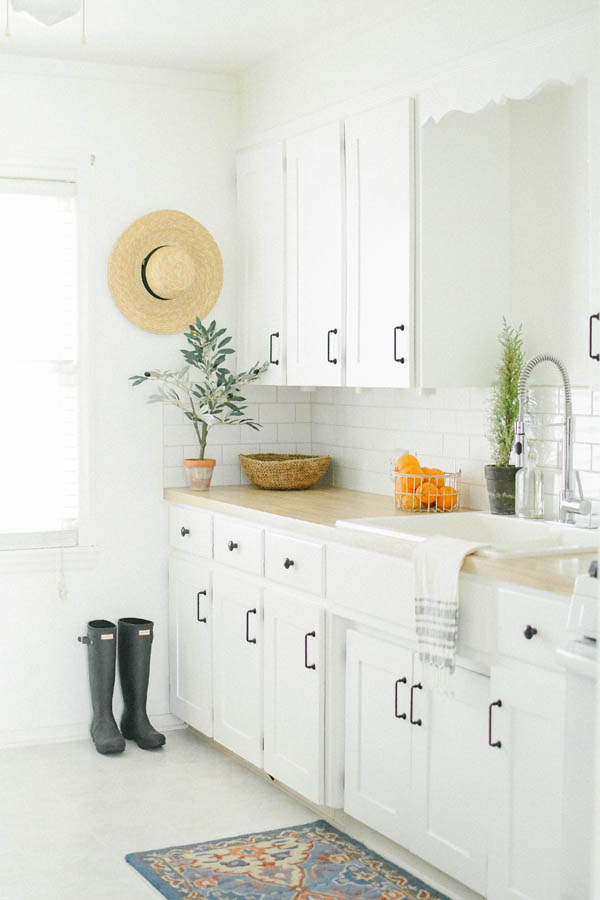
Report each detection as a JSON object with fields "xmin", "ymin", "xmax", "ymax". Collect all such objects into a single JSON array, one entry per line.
[{"xmin": 336, "ymin": 512, "xmax": 598, "ymax": 559}]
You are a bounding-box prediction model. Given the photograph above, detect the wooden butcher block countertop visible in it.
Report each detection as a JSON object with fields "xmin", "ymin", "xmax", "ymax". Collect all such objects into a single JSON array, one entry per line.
[{"xmin": 164, "ymin": 485, "xmax": 595, "ymax": 596}]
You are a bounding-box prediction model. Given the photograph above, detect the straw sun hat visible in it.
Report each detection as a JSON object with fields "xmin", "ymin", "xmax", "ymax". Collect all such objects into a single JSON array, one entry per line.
[{"xmin": 108, "ymin": 210, "xmax": 224, "ymax": 334}]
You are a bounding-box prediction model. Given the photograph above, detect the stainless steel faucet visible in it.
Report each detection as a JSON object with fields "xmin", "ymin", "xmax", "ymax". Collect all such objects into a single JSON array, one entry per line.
[{"xmin": 514, "ymin": 354, "xmax": 591, "ymax": 524}]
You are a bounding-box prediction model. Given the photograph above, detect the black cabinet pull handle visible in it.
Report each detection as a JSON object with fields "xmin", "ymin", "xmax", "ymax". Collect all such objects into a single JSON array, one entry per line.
[
  {"xmin": 327, "ymin": 328, "xmax": 338, "ymax": 364},
  {"xmin": 269, "ymin": 331, "xmax": 280, "ymax": 366},
  {"xmin": 180, "ymin": 526, "xmax": 190, "ymax": 537},
  {"xmin": 284, "ymin": 558, "xmax": 294, "ymax": 569},
  {"xmin": 245, "ymin": 608, "xmax": 257, "ymax": 644},
  {"xmin": 228, "ymin": 540, "xmax": 238, "ymax": 552},
  {"xmin": 523, "ymin": 624, "xmax": 538, "ymax": 640},
  {"xmin": 409, "ymin": 682, "xmax": 423, "ymax": 726},
  {"xmin": 395, "ymin": 677, "xmax": 407, "ymax": 719},
  {"xmin": 488, "ymin": 699, "xmax": 502, "ymax": 748},
  {"xmin": 394, "ymin": 325, "xmax": 405, "ymax": 364},
  {"xmin": 304, "ymin": 631, "xmax": 316, "ymax": 669},
  {"xmin": 196, "ymin": 590, "xmax": 207, "ymax": 623},
  {"xmin": 589, "ymin": 313, "xmax": 600, "ymax": 361}
]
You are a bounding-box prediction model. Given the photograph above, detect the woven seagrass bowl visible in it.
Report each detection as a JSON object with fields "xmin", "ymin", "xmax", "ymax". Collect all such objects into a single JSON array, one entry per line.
[{"xmin": 239, "ymin": 453, "xmax": 331, "ymax": 491}]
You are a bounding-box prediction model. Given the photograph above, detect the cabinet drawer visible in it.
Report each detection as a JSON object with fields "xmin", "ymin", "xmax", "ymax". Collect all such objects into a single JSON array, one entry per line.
[
  {"xmin": 496, "ymin": 588, "xmax": 568, "ymax": 670},
  {"xmin": 214, "ymin": 515, "xmax": 263, "ymax": 575},
  {"xmin": 326, "ymin": 544, "xmax": 415, "ymax": 629},
  {"xmin": 265, "ymin": 532, "xmax": 324, "ymax": 596},
  {"xmin": 169, "ymin": 505, "xmax": 212, "ymax": 558}
]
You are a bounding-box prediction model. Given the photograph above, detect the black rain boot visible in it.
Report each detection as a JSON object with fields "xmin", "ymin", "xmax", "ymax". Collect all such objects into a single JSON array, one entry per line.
[
  {"xmin": 118, "ymin": 617, "xmax": 166, "ymax": 750},
  {"xmin": 78, "ymin": 620, "xmax": 126, "ymax": 755}
]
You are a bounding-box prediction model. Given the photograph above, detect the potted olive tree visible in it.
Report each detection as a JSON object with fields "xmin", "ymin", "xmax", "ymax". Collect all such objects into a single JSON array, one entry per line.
[
  {"xmin": 485, "ymin": 320, "xmax": 524, "ymax": 515},
  {"xmin": 131, "ymin": 318, "xmax": 268, "ymax": 490}
]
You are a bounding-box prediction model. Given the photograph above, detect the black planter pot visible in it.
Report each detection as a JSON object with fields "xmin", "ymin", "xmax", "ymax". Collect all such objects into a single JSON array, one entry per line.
[{"xmin": 484, "ymin": 465, "xmax": 519, "ymax": 516}]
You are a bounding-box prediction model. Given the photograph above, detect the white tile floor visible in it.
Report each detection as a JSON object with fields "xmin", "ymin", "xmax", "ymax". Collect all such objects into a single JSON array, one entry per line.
[{"xmin": 0, "ymin": 728, "xmax": 314, "ymax": 900}]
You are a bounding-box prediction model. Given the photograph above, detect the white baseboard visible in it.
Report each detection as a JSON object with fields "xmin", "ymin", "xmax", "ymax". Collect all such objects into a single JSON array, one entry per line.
[{"xmin": 0, "ymin": 713, "xmax": 186, "ymax": 750}]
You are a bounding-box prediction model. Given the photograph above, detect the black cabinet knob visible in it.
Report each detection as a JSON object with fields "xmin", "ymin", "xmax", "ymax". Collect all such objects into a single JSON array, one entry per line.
[
  {"xmin": 523, "ymin": 625, "xmax": 538, "ymax": 640},
  {"xmin": 180, "ymin": 527, "xmax": 190, "ymax": 537},
  {"xmin": 284, "ymin": 558, "xmax": 294, "ymax": 569},
  {"xmin": 228, "ymin": 540, "xmax": 238, "ymax": 552},
  {"xmin": 589, "ymin": 560, "xmax": 598, "ymax": 579}
]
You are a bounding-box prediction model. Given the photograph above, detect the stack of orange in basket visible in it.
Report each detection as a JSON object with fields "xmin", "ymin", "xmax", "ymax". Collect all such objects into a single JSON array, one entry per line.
[{"xmin": 394, "ymin": 453, "xmax": 458, "ymax": 512}]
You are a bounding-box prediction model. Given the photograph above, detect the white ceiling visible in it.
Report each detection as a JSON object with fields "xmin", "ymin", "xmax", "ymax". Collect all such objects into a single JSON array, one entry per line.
[{"xmin": 0, "ymin": 0, "xmax": 405, "ymax": 73}]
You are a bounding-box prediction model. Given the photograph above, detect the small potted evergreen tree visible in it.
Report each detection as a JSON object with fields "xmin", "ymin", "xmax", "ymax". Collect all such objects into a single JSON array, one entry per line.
[
  {"xmin": 485, "ymin": 320, "xmax": 524, "ymax": 515},
  {"xmin": 131, "ymin": 318, "xmax": 268, "ymax": 490}
]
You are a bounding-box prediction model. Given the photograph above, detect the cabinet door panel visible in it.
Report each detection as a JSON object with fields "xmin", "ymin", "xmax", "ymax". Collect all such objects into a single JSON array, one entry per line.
[
  {"xmin": 487, "ymin": 665, "xmax": 565, "ymax": 900},
  {"xmin": 344, "ymin": 631, "xmax": 413, "ymax": 847},
  {"xmin": 263, "ymin": 589, "xmax": 325, "ymax": 803},
  {"xmin": 345, "ymin": 99, "xmax": 413, "ymax": 387},
  {"xmin": 237, "ymin": 143, "xmax": 286, "ymax": 384},
  {"xmin": 286, "ymin": 122, "xmax": 344, "ymax": 386},
  {"xmin": 212, "ymin": 569, "xmax": 263, "ymax": 767},
  {"xmin": 411, "ymin": 663, "xmax": 489, "ymax": 895},
  {"xmin": 168, "ymin": 558, "xmax": 213, "ymax": 736}
]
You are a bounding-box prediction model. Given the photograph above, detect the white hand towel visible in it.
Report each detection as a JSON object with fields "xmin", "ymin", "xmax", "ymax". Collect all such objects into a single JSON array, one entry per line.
[{"xmin": 413, "ymin": 535, "xmax": 485, "ymax": 690}]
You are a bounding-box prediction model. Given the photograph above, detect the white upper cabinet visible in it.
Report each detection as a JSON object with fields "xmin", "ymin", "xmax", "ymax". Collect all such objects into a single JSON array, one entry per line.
[
  {"xmin": 345, "ymin": 99, "xmax": 414, "ymax": 387},
  {"xmin": 236, "ymin": 142, "xmax": 286, "ymax": 383},
  {"xmin": 286, "ymin": 122, "xmax": 345, "ymax": 386}
]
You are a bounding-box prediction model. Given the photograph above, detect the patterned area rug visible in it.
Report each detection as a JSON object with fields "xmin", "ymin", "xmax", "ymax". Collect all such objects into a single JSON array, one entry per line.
[{"xmin": 125, "ymin": 819, "xmax": 454, "ymax": 899}]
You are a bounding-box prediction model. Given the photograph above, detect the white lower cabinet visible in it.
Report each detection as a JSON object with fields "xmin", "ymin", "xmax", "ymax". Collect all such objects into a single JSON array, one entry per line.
[
  {"xmin": 212, "ymin": 568, "xmax": 264, "ymax": 768},
  {"xmin": 487, "ymin": 665, "xmax": 566, "ymax": 900},
  {"xmin": 168, "ymin": 507, "xmax": 569, "ymax": 900},
  {"xmin": 263, "ymin": 588, "xmax": 325, "ymax": 803},
  {"xmin": 344, "ymin": 631, "xmax": 414, "ymax": 848},
  {"xmin": 410, "ymin": 661, "xmax": 490, "ymax": 895},
  {"xmin": 345, "ymin": 631, "xmax": 489, "ymax": 895},
  {"xmin": 168, "ymin": 557, "xmax": 213, "ymax": 736}
]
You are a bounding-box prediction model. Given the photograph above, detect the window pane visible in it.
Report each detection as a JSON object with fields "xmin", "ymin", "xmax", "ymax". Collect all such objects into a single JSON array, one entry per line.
[{"xmin": 0, "ymin": 182, "xmax": 78, "ymax": 542}]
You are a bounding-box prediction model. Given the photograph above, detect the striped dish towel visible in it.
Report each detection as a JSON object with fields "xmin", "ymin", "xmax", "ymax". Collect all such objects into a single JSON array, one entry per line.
[{"xmin": 413, "ymin": 535, "xmax": 485, "ymax": 690}]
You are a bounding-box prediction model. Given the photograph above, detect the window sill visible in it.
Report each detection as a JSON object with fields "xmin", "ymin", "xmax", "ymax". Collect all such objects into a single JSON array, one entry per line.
[{"xmin": 0, "ymin": 545, "xmax": 101, "ymax": 574}]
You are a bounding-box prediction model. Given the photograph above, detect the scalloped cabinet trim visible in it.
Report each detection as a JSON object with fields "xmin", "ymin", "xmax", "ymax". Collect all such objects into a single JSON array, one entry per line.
[{"xmin": 419, "ymin": 10, "xmax": 598, "ymax": 125}]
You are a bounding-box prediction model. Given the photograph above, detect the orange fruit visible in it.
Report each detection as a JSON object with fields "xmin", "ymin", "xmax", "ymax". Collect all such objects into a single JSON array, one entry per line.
[
  {"xmin": 398, "ymin": 465, "xmax": 423, "ymax": 493},
  {"xmin": 401, "ymin": 493, "xmax": 422, "ymax": 510},
  {"xmin": 416, "ymin": 481, "xmax": 438, "ymax": 506},
  {"xmin": 395, "ymin": 453, "xmax": 419, "ymax": 472},
  {"xmin": 422, "ymin": 467, "xmax": 445, "ymax": 489},
  {"xmin": 436, "ymin": 485, "xmax": 458, "ymax": 510}
]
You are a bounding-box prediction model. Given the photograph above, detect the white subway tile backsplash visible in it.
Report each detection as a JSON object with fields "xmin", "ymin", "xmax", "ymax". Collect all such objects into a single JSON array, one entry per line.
[
  {"xmin": 162, "ymin": 383, "xmax": 599, "ymax": 514},
  {"xmin": 259, "ymin": 403, "xmax": 295, "ymax": 423},
  {"xmin": 429, "ymin": 410, "xmax": 457, "ymax": 433},
  {"xmin": 278, "ymin": 422, "xmax": 311, "ymax": 443},
  {"xmin": 164, "ymin": 424, "xmax": 199, "ymax": 446},
  {"xmin": 443, "ymin": 433, "xmax": 470, "ymax": 458},
  {"xmin": 575, "ymin": 416, "xmax": 600, "ymax": 444}
]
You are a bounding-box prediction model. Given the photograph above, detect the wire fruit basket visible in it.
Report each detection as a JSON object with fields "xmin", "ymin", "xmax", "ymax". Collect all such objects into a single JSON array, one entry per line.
[{"xmin": 393, "ymin": 467, "xmax": 461, "ymax": 513}]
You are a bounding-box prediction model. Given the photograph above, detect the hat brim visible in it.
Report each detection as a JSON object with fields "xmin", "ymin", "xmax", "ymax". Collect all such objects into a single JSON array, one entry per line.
[{"xmin": 108, "ymin": 210, "xmax": 224, "ymax": 334}]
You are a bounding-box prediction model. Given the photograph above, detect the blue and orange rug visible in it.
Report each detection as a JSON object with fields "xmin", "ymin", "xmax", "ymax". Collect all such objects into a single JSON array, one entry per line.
[{"xmin": 126, "ymin": 819, "xmax": 453, "ymax": 899}]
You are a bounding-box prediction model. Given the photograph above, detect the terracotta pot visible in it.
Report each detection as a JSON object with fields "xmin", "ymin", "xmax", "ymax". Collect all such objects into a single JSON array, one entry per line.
[
  {"xmin": 484, "ymin": 464, "xmax": 519, "ymax": 515},
  {"xmin": 183, "ymin": 458, "xmax": 216, "ymax": 491}
]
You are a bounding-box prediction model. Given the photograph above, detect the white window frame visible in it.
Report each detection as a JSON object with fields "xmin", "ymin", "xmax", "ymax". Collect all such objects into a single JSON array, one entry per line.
[{"xmin": 0, "ymin": 157, "xmax": 94, "ymax": 557}]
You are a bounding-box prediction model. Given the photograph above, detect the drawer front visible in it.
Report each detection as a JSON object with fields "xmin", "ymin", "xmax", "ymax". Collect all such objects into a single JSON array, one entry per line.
[
  {"xmin": 265, "ymin": 532, "xmax": 324, "ymax": 596},
  {"xmin": 169, "ymin": 505, "xmax": 213, "ymax": 558},
  {"xmin": 214, "ymin": 515, "xmax": 264, "ymax": 575},
  {"xmin": 496, "ymin": 587, "xmax": 567, "ymax": 670},
  {"xmin": 326, "ymin": 544, "xmax": 415, "ymax": 630}
]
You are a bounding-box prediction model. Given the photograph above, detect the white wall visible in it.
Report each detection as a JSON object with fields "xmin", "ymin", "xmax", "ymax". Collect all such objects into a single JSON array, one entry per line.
[
  {"xmin": 0, "ymin": 57, "xmax": 238, "ymax": 746},
  {"xmin": 239, "ymin": 0, "xmax": 597, "ymax": 138}
]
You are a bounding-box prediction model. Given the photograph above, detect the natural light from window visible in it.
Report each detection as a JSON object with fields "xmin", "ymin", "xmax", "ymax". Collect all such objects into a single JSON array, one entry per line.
[{"xmin": 0, "ymin": 178, "xmax": 78, "ymax": 548}]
